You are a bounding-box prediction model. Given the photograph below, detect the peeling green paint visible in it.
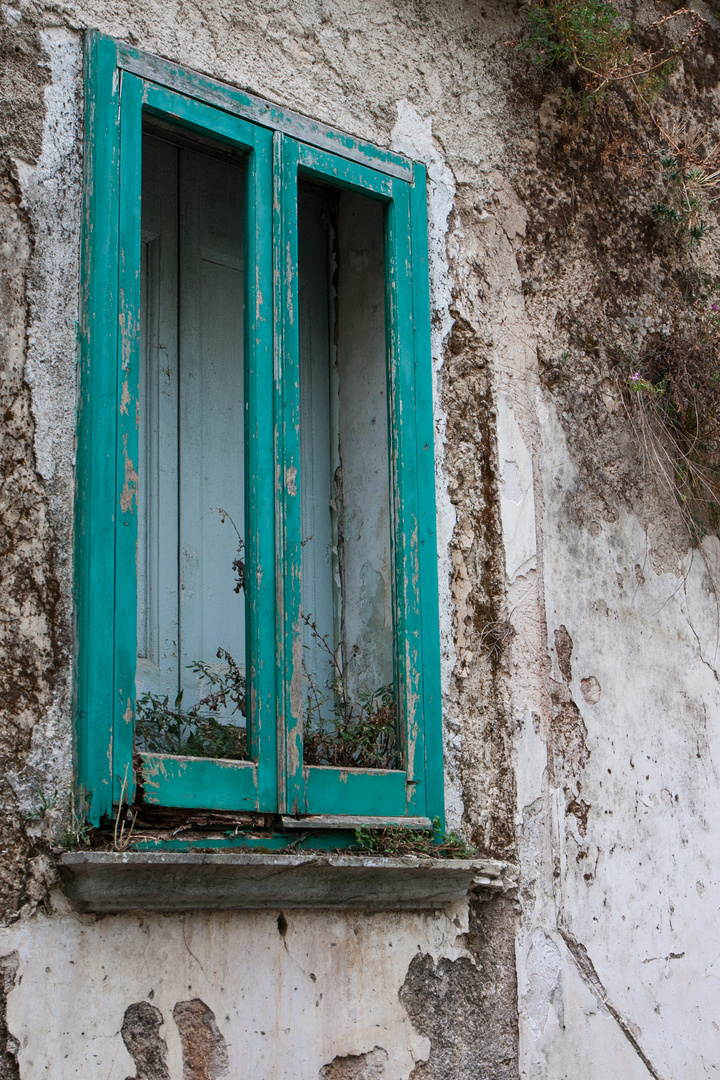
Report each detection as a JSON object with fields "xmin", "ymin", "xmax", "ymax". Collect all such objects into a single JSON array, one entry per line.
[{"xmin": 76, "ymin": 33, "xmax": 443, "ymax": 831}]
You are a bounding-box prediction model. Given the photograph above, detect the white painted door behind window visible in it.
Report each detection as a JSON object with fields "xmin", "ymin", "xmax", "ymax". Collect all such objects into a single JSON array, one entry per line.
[{"xmin": 136, "ymin": 133, "xmax": 246, "ymax": 719}]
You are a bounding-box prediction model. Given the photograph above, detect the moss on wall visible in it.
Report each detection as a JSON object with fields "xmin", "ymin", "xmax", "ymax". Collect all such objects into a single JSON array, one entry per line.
[{"xmin": 0, "ymin": 8, "xmax": 66, "ymax": 924}]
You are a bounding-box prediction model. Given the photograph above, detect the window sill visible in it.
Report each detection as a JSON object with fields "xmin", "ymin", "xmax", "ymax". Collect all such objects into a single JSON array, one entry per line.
[{"xmin": 59, "ymin": 851, "xmax": 508, "ymax": 912}]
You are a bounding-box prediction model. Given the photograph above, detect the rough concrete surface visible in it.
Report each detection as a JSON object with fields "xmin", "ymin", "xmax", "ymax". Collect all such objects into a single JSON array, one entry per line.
[{"xmin": 0, "ymin": 0, "xmax": 719, "ymax": 1077}]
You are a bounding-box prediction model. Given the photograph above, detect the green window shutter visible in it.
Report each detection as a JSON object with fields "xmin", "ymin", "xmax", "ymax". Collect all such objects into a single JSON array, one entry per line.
[
  {"xmin": 75, "ymin": 30, "xmax": 122, "ymax": 823},
  {"xmin": 76, "ymin": 32, "xmax": 443, "ymax": 831},
  {"xmin": 274, "ymin": 137, "xmax": 440, "ymax": 821},
  {"xmin": 410, "ymin": 161, "xmax": 445, "ymax": 831}
]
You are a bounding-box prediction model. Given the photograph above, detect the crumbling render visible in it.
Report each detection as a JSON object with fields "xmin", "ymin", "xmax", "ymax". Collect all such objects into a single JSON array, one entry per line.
[
  {"xmin": 399, "ymin": 897, "xmax": 519, "ymax": 1080},
  {"xmin": 0, "ymin": 952, "xmax": 20, "ymax": 1080},
  {"xmin": 122, "ymin": 1001, "xmax": 171, "ymax": 1080},
  {"xmin": 172, "ymin": 999, "xmax": 229, "ymax": 1080},
  {"xmin": 319, "ymin": 1046, "xmax": 388, "ymax": 1080},
  {"xmin": 0, "ymin": 8, "xmax": 68, "ymax": 926},
  {"xmin": 121, "ymin": 999, "xmax": 229, "ymax": 1080}
]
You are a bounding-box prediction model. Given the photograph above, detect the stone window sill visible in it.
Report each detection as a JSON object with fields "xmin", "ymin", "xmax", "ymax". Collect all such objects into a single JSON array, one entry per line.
[{"xmin": 59, "ymin": 851, "xmax": 509, "ymax": 912}]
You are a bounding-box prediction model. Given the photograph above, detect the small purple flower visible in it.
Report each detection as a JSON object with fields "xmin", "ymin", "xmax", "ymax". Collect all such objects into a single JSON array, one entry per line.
[
  {"xmin": 631, "ymin": 372, "xmax": 641, "ymax": 381},
  {"xmin": 712, "ymin": 304, "xmax": 719, "ymax": 312}
]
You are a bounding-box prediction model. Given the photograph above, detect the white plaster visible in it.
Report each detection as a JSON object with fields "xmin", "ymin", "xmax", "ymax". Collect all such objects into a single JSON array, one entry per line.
[
  {"xmin": 2, "ymin": 4, "xmax": 22, "ymax": 27},
  {"xmin": 520, "ymin": 948, "xmax": 656, "ymax": 1080},
  {"xmin": 535, "ymin": 384, "xmax": 550, "ymax": 426},
  {"xmin": 496, "ymin": 394, "xmax": 537, "ymax": 583},
  {"xmin": 16, "ymin": 27, "xmax": 82, "ymax": 487},
  {"xmin": 391, "ymin": 100, "xmax": 456, "ymax": 373},
  {"xmin": 520, "ymin": 928, "xmax": 562, "ymax": 1041},
  {"xmin": 0, "ymin": 902, "xmax": 471, "ymax": 1080},
  {"xmin": 516, "ymin": 394, "xmax": 720, "ymax": 1080},
  {"xmin": 516, "ymin": 709, "xmax": 546, "ymax": 825}
]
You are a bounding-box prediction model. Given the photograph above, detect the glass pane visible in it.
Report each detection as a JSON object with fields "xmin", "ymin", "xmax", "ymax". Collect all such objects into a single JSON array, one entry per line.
[
  {"xmin": 298, "ymin": 180, "xmax": 398, "ymax": 770},
  {"xmin": 135, "ymin": 129, "xmax": 248, "ymax": 761}
]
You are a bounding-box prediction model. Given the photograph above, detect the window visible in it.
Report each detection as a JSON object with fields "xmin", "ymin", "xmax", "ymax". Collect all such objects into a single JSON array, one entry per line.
[{"xmin": 76, "ymin": 32, "xmax": 443, "ymax": 838}]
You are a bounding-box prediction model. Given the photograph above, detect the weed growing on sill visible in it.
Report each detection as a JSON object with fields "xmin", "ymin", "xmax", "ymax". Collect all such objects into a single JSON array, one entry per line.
[
  {"xmin": 135, "ymin": 507, "xmax": 250, "ymax": 761},
  {"xmin": 135, "ymin": 649, "xmax": 248, "ymax": 761},
  {"xmin": 354, "ymin": 818, "xmax": 477, "ymax": 859},
  {"xmin": 62, "ymin": 791, "xmax": 95, "ymax": 850},
  {"xmin": 302, "ymin": 613, "xmax": 400, "ymax": 770}
]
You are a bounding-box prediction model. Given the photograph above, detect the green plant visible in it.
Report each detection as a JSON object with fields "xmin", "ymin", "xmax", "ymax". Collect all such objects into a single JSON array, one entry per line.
[
  {"xmin": 26, "ymin": 787, "xmax": 57, "ymax": 825},
  {"xmin": 135, "ymin": 507, "xmax": 248, "ymax": 762},
  {"xmin": 113, "ymin": 766, "xmax": 137, "ymax": 851},
  {"xmin": 304, "ymin": 681, "xmax": 398, "ymax": 769},
  {"xmin": 651, "ymin": 129, "xmax": 720, "ymax": 244},
  {"xmin": 62, "ymin": 791, "xmax": 94, "ymax": 849},
  {"xmin": 522, "ymin": 0, "xmax": 702, "ymax": 99},
  {"xmin": 521, "ymin": 0, "xmax": 714, "ymax": 238},
  {"xmin": 355, "ymin": 817, "xmax": 477, "ymax": 859},
  {"xmin": 216, "ymin": 507, "xmax": 246, "ymax": 595},
  {"xmin": 301, "ymin": 614, "xmax": 399, "ymax": 769},
  {"xmin": 135, "ymin": 648, "xmax": 248, "ymax": 760},
  {"xmin": 524, "ymin": 0, "xmax": 632, "ymax": 81},
  {"xmin": 628, "ymin": 371, "xmax": 666, "ymax": 396}
]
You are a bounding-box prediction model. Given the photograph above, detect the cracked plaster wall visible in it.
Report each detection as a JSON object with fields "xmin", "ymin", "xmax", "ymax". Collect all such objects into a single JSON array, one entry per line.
[
  {"xmin": 2, "ymin": 0, "xmax": 720, "ymax": 1078},
  {"xmin": 0, "ymin": 2, "xmax": 522, "ymax": 1077},
  {"xmin": 0, "ymin": 900, "xmax": 475, "ymax": 1079}
]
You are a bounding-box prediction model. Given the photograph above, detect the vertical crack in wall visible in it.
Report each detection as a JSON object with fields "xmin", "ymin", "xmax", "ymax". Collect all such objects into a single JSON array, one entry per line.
[
  {"xmin": 121, "ymin": 1002, "xmax": 171, "ymax": 1080},
  {"xmin": 399, "ymin": 898, "xmax": 519, "ymax": 1080},
  {"xmin": 0, "ymin": 952, "xmax": 20, "ymax": 1080},
  {"xmin": 173, "ymin": 1000, "xmax": 229, "ymax": 1080}
]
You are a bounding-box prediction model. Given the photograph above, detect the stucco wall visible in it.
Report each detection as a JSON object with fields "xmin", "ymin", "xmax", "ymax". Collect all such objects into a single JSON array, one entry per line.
[{"xmin": 1, "ymin": 0, "xmax": 720, "ymax": 1077}]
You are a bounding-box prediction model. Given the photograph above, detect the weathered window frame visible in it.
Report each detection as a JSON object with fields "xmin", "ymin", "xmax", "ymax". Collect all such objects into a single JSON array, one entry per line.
[{"xmin": 76, "ymin": 31, "xmax": 444, "ymax": 837}]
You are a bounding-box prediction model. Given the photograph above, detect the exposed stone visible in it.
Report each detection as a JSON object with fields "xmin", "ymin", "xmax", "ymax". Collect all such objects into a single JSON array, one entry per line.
[
  {"xmin": 121, "ymin": 1001, "xmax": 171, "ymax": 1080},
  {"xmin": 0, "ymin": 953, "xmax": 20, "ymax": 1080},
  {"xmin": 0, "ymin": 8, "xmax": 50, "ymax": 164},
  {"xmin": 0, "ymin": 155, "xmax": 62, "ymax": 926},
  {"xmin": 553, "ymin": 625, "xmax": 573, "ymax": 685},
  {"xmin": 580, "ymin": 676, "xmax": 601, "ymax": 705},
  {"xmin": 319, "ymin": 1047, "xmax": 388, "ymax": 1080},
  {"xmin": 172, "ymin": 999, "xmax": 229, "ymax": 1080},
  {"xmin": 400, "ymin": 898, "xmax": 519, "ymax": 1080}
]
